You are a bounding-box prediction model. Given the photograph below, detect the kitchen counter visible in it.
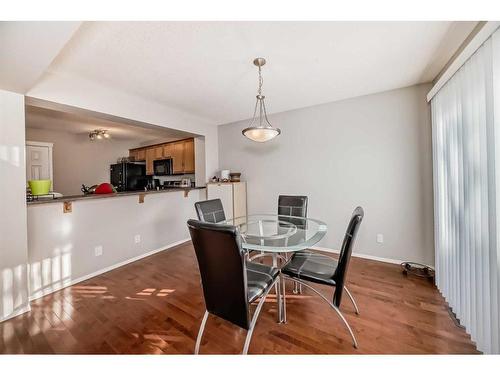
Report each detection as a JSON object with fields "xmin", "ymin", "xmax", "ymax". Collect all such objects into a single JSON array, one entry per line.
[{"xmin": 26, "ymin": 186, "xmax": 206, "ymax": 205}]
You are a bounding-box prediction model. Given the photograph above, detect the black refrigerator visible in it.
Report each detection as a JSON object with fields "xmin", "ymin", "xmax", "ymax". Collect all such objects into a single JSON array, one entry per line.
[{"xmin": 110, "ymin": 162, "xmax": 147, "ymax": 192}]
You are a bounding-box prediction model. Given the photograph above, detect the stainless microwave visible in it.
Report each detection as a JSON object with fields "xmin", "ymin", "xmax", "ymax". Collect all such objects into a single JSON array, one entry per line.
[{"xmin": 153, "ymin": 158, "xmax": 173, "ymax": 176}]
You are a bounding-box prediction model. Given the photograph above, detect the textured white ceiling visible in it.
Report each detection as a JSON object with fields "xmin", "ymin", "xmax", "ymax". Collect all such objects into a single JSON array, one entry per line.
[
  {"xmin": 25, "ymin": 105, "xmax": 191, "ymax": 144},
  {"xmin": 0, "ymin": 21, "xmax": 81, "ymax": 93},
  {"xmin": 43, "ymin": 21, "xmax": 477, "ymax": 124}
]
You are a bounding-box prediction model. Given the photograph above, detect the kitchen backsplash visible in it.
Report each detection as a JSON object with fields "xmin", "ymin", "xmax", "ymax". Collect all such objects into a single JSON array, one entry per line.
[{"xmin": 156, "ymin": 173, "xmax": 195, "ymax": 183}]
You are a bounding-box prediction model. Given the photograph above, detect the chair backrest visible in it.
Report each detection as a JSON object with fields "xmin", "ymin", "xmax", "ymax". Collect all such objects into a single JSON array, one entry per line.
[
  {"xmin": 278, "ymin": 195, "xmax": 308, "ymax": 217},
  {"xmin": 333, "ymin": 206, "xmax": 364, "ymax": 307},
  {"xmin": 187, "ymin": 219, "xmax": 250, "ymax": 330},
  {"xmin": 194, "ymin": 199, "xmax": 226, "ymax": 223},
  {"xmin": 278, "ymin": 195, "xmax": 308, "ymax": 229}
]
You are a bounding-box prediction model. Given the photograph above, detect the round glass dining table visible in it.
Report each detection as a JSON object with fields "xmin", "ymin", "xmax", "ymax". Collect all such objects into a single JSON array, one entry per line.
[
  {"xmin": 224, "ymin": 214, "xmax": 328, "ymax": 322},
  {"xmin": 222, "ymin": 214, "xmax": 327, "ymax": 254}
]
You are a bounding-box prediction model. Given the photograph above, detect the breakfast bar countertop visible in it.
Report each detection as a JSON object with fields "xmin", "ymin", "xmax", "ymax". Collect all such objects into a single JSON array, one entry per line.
[{"xmin": 26, "ymin": 186, "xmax": 206, "ymax": 206}]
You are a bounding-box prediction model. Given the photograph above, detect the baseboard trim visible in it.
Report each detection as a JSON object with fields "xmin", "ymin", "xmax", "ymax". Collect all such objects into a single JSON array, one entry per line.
[
  {"xmin": 29, "ymin": 238, "xmax": 191, "ymax": 302},
  {"xmin": 0, "ymin": 305, "xmax": 31, "ymax": 323},
  {"xmin": 310, "ymin": 246, "xmax": 404, "ymax": 265}
]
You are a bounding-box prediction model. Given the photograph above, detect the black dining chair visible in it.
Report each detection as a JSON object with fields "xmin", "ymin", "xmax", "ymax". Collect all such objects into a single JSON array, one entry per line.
[
  {"xmin": 276, "ymin": 195, "xmax": 309, "ymax": 292},
  {"xmin": 280, "ymin": 206, "xmax": 364, "ymax": 348},
  {"xmin": 187, "ymin": 219, "xmax": 282, "ymax": 354},
  {"xmin": 194, "ymin": 199, "xmax": 226, "ymax": 223},
  {"xmin": 278, "ymin": 195, "xmax": 308, "ymax": 217},
  {"xmin": 194, "ymin": 197, "xmax": 272, "ymax": 274},
  {"xmin": 249, "ymin": 195, "xmax": 309, "ymax": 266}
]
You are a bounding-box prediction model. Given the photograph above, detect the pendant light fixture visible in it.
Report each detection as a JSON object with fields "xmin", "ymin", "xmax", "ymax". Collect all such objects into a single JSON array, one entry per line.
[{"xmin": 242, "ymin": 58, "xmax": 281, "ymax": 142}]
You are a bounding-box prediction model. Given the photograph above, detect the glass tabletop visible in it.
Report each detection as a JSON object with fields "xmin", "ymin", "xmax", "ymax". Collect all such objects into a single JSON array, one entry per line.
[{"xmin": 223, "ymin": 214, "xmax": 327, "ymax": 253}]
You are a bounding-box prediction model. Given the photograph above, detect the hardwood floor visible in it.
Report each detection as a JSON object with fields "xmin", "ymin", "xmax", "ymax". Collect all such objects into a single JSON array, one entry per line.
[{"xmin": 0, "ymin": 241, "xmax": 479, "ymax": 354}]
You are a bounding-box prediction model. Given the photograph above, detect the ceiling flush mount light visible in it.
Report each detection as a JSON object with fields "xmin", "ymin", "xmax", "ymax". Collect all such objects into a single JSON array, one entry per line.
[
  {"xmin": 242, "ymin": 58, "xmax": 281, "ymax": 142},
  {"xmin": 89, "ymin": 129, "xmax": 110, "ymax": 141}
]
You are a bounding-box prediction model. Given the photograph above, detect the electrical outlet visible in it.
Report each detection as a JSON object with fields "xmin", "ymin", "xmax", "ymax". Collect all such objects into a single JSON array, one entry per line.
[
  {"xmin": 94, "ymin": 246, "xmax": 103, "ymax": 256},
  {"xmin": 134, "ymin": 234, "xmax": 141, "ymax": 244},
  {"xmin": 376, "ymin": 234, "xmax": 384, "ymax": 244}
]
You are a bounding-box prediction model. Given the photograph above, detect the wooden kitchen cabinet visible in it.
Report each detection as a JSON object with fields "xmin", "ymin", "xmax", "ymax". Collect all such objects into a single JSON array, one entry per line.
[
  {"xmin": 163, "ymin": 143, "xmax": 173, "ymax": 158},
  {"xmin": 171, "ymin": 141, "xmax": 185, "ymax": 174},
  {"xmin": 154, "ymin": 146, "xmax": 163, "ymax": 159},
  {"xmin": 183, "ymin": 139, "xmax": 195, "ymax": 173},
  {"xmin": 129, "ymin": 137, "xmax": 195, "ymax": 175},
  {"xmin": 145, "ymin": 148, "xmax": 155, "ymax": 175},
  {"xmin": 170, "ymin": 139, "xmax": 195, "ymax": 174},
  {"xmin": 136, "ymin": 148, "xmax": 146, "ymax": 161}
]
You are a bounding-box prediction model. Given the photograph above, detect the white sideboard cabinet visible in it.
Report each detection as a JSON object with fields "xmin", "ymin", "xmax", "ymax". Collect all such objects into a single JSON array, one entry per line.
[{"xmin": 206, "ymin": 181, "xmax": 247, "ymax": 220}]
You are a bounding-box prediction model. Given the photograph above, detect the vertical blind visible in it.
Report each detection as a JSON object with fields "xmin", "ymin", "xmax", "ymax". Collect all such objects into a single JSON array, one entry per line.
[{"xmin": 431, "ymin": 29, "xmax": 500, "ymax": 354}]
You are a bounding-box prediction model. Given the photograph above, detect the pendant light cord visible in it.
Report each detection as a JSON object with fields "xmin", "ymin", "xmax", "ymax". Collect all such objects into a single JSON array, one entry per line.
[
  {"xmin": 258, "ymin": 65, "xmax": 263, "ymax": 97},
  {"xmin": 248, "ymin": 59, "xmax": 275, "ymax": 129}
]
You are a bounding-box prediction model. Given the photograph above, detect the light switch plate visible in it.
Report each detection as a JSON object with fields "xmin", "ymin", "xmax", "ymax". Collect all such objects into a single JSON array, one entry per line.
[{"xmin": 376, "ymin": 234, "xmax": 384, "ymax": 244}]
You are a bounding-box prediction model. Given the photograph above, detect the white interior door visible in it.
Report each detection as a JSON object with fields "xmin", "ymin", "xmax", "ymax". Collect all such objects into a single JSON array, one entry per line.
[{"xmin": 26, "ymin": 142, "xmax": 53, "ymax": 184}]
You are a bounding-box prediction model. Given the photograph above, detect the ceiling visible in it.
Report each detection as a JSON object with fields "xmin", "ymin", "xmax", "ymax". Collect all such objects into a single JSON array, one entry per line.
[
  {"xmin": 42, "ymin": 21, "xmax": 477, "ymax": 125},
  {"xmin": 25, "ymin": 105, "xmax": 192, "ymax": 145},
  {"xmin": 1, "ymin": 21, "xmax": 478, "ymax": 126},
  {"xmin": 0, "ymin": 21, "xmax": 81, "ymax": 93}
]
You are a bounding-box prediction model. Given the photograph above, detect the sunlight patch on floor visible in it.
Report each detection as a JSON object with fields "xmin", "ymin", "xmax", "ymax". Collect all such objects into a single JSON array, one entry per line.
[{"xmin": 136, "ymin": 288, "xmax": 175, "ymax": 297}]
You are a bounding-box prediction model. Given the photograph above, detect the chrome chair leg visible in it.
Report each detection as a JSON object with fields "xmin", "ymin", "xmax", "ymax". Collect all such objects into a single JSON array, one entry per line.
[
  {"xmin": 289, "ymin": 253, "xmax": 302, "ymax": 294},
  {"xmin": 272, "ymin": 253, "xmax": 280, "ymax": 303},
  {"xmin": 281, "ymin": 275, "xmax": 287, "ymax": 323},
  {"xmin": 243, "ymin": 278, "xmax": 277, "ymax": 354},
  {"xmin": 292, "ymin": 281, "xmax": 302, "ymax": 294},
  {"xmin": 276, "ymin": 275, "xmax": 282, "ymax": 323},
  {"xmin": 344, "ymin": 286, "xmax": 360, "ymax": 315},
  {"xmin": 194, "ymin": 310, "xmax": 209, "ymax": 354},
  {"xmin": 284, "ymin": 276, "xmax": 358, "ymax": 348}
]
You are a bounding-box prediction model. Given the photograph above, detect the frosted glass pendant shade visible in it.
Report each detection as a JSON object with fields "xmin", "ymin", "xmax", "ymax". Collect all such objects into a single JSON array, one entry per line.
[{"xmin": 242, "ymin": 126, "xmax": 280, "ymax": 142}]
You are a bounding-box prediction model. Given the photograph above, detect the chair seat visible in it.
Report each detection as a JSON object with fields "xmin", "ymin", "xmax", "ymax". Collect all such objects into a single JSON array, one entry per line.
[
  {"xmin": 247, "ymin": 262, "xmax": 279, "ymax": 303},
  {"xmin": 281, "ymin": 250, "xmax": 338, "ymax": 286}
]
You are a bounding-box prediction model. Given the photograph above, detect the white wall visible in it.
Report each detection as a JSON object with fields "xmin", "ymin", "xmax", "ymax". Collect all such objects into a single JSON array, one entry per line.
[
  {"xmin": 27, "ymin": 188, "xmax": 206, "ymax": 300},
  {"xmin": 218, "ymin": 84, "xmax": 434, "ymax": 265},
  {"xmin": 0, "ymin": 90, "xmax": 30, "ymax": 321},
  {"xmin": 26, "ymin": 127, "xmax": 140, "ymax": 195}
]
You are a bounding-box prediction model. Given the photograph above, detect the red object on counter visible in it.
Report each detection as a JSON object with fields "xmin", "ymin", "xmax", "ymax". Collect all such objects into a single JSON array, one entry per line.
[{"xmin": 94, "ymin": 183, "xmax": 114, "ymax": 194}]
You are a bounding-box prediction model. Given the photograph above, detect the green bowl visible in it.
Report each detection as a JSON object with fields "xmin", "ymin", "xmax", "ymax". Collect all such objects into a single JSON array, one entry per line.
[{"xmin": 28, "ymin": 179, "xmax": 52, "ymax": 196}]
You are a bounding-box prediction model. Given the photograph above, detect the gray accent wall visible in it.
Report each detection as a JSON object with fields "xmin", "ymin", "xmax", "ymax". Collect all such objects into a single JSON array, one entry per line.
[{"xmin": 218, "ymin": 84, "xmax": 434, "ymax": 264}]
